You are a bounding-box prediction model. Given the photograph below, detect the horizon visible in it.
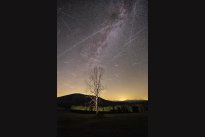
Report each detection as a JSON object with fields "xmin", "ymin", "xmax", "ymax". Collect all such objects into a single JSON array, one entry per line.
[{"xmin": 57, "ymin": 92, "xmax": 148, "ymax": 101}]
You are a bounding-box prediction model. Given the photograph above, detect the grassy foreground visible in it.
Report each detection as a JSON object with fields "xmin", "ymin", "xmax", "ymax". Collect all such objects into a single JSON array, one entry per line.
[{"xmin": 58, "ymin": 111, "xmax": 148, "ymax": 137}]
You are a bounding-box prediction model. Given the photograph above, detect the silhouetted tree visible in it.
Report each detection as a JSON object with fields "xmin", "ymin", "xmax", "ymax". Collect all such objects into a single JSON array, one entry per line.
[{"xmin": 117, "ymin": 106, "xmax": 121, "ymax": 113}]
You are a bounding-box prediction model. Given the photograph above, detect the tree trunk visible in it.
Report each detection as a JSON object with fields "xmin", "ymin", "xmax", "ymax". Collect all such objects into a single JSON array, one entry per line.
[{"xmin": 96, "ymin": 96, "xmax": 98, "ymax": 115}]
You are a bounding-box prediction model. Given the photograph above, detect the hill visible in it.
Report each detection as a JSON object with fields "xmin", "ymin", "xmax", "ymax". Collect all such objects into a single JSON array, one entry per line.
[{"xmin": 57, "ymin": 93, "xmax": 148, "ymax": 109}]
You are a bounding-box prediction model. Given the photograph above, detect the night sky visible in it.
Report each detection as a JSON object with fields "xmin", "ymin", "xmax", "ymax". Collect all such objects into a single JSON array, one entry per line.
[{"xmin": 57, "ymin": 0, "xmax": 148, "ymax": 101}]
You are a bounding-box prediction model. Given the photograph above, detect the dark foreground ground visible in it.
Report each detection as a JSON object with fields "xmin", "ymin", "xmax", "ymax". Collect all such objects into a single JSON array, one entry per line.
[{"xmin": 58, "ymin": 111, "xmax": 148, "ymax": 137}]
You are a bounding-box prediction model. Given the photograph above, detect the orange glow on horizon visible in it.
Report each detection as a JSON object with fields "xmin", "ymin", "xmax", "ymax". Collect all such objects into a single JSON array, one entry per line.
[{"xmin": 57, "ymin": 89, "xmax": 148, "ymax": 101}]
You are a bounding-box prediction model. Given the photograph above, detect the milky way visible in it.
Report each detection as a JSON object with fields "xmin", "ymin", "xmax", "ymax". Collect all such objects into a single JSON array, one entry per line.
[{"xmin": 57, "ymin": 0, "xmax": 148, "ymax": 100}]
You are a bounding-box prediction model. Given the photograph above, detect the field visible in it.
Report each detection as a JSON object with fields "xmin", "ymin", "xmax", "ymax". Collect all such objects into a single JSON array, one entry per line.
[{"xmin": 58, "ymin": 111, "xmax": 148, "ymax": 137}]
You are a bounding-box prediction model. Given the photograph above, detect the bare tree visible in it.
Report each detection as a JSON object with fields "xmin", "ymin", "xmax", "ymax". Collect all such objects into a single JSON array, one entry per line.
[{"xmin": 86, "ymin": 66, "xmax": 104, "ymax": 115}]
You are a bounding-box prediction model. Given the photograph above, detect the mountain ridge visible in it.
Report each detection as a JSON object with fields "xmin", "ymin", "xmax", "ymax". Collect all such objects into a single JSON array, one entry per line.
[{"xmin": 57, "ymin": 93, "xmax": 148, "ymax": 109}]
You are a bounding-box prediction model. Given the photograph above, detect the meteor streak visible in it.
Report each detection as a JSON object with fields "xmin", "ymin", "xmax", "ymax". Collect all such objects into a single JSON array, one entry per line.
[
  {"xmin": 111, "ymin": 27, "xmax": 145, "ymax": 61},
  {"xmin": 57, "ymin": 25, "xmax": 110, "ymax": 59}
]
